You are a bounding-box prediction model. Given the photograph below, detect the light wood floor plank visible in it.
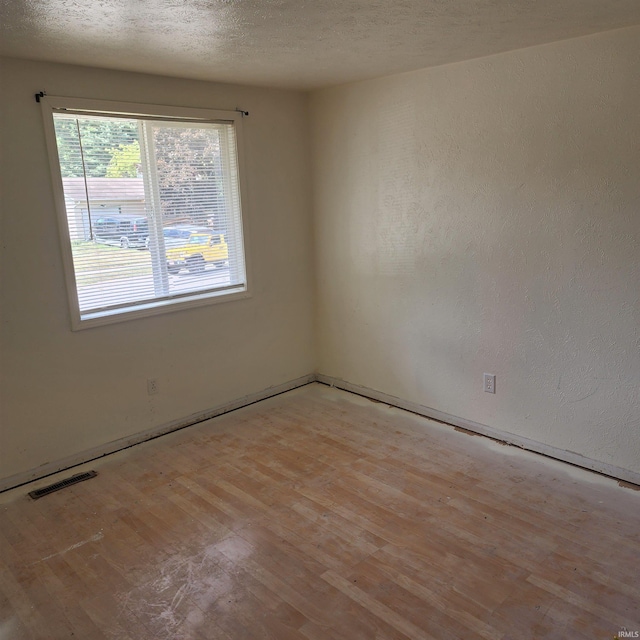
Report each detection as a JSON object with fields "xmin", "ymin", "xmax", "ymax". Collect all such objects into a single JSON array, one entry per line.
[{"xmin": 1, "ymin": 383, "xmax": 638, "ymax": 639}]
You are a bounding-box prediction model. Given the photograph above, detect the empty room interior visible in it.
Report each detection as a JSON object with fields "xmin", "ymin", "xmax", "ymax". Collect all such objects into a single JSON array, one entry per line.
[{"xmin": 1, "ymin": 1, "xmax": 639, "ymax": 638}]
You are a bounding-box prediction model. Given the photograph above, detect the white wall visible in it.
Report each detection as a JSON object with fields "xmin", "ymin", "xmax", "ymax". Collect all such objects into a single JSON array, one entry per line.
[
  {"xmin": 0, "ymin": 59, "xmax": 315, "ymax": 485},
  {"xmin": 2, "ymin": 27, "xmax": 639, "ymax": 488},
  {"xmin": 311, "ymin": 27, "xmax": 640, "ymax": 475}
]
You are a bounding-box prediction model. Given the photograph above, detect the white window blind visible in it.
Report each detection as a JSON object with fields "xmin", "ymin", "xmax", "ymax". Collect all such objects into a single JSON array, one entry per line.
[{"xmin": 43, "ymin": 98, "xmax": 248, "ymax": 328}]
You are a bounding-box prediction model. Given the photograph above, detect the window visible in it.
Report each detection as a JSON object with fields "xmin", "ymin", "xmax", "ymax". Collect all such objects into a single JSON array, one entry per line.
[{"xmin": 41, "ymin": 96, "xmax": 249, "ymax": 329}]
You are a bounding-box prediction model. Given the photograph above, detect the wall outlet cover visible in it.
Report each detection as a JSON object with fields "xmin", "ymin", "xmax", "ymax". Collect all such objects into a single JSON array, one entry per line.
[{"xmin": 483, "ymin": 373, "xmax": 496, "ymax": 394}]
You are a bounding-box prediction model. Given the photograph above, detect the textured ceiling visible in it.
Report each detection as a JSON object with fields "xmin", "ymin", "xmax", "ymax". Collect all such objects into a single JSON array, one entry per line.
[{"xmin": 2, "ymin": 0, "xmax": 640, "ymax": 90}]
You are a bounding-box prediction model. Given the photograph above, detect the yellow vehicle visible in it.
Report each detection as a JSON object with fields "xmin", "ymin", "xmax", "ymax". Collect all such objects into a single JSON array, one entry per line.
[{"xmin": 165, "ymin": 232, "xmax": 228, "ymax": 274}]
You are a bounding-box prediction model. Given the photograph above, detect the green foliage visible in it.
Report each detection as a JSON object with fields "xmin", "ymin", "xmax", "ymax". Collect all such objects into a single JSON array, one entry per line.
[
  {"xmin": 53, "ymin": 117, "xmax": 138, "ymax": 178},
  {"xmin": 106, "ymin": 141, "xmax": 141, "ymax": 178},
  {"xmin": 154, "ymin": 126, "xmax": 223, "ymax": 219}
]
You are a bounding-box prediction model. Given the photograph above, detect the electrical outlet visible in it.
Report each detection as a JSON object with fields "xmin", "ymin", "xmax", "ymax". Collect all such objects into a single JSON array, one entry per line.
[
  {"xmin": 483, "ymin": 373, "xmax": 496, "ymax": 394},
  {"xmin": 147, "ymin": 378, "xmax": 159, "ymax": 395}
]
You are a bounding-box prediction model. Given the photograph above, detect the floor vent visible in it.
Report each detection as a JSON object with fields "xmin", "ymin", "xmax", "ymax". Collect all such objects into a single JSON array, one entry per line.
[{"xmin": 28, "ymin": 471, "xmax": 97, "ymax": 500}]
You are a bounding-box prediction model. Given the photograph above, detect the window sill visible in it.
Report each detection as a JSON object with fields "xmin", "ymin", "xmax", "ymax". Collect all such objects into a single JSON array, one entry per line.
[{"xmin": 72, "ymin": 285, "xmax": 250, "ymax": 330}]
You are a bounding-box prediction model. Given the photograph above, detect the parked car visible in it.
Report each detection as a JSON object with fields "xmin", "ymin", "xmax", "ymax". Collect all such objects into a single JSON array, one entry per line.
[
  {"xmin": 162, "ymin": 225, "xmax": 210, "ymax": 242},
  {"xmin": 165, "ymin": 231, "xmax": 228, "ymax": 274},
  {"xmin": 94, "ymin": 215, "xmax": 149, "ymax": 249}
]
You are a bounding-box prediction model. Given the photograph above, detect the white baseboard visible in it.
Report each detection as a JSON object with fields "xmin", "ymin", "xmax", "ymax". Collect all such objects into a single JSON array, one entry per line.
[
  {"xmin": 316, "ymin": 374, "xmax": 640, "ymax": 487},
  {"xmin": 0, "ymin": 374, "xmax": 315, "ymax": 493},
  {"xmin": 4, "ymin": 371, "xmax": 638, "ymax": 493}
]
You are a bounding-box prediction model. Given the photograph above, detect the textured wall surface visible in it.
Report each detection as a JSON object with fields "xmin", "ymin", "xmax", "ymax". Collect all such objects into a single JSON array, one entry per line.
[
  {"xmin": 0, "ymin": 58, "xmax": 315, "ymax": 483},
  {"xmin": 2, "ymin": 27, "xmax": 640, "ymax": 487},
  {"xmin": 311, "ymin": 28, "xmax": 640, "ymax": 474}
]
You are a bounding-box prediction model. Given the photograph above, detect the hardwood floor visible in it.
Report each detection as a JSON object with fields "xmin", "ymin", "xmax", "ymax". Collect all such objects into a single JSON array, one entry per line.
[{"xmin": 1, "ymin": 383, "xmax": 638, "ymax": 639}]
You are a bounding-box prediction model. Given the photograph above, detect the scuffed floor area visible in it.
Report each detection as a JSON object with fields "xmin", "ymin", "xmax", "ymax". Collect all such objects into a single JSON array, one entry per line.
[{"xmin": 1, "ymin": 383, "xmax": 638, "ymax": 639}]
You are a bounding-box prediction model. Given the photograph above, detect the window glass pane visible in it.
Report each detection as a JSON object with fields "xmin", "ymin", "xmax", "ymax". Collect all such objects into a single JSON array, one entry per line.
[{"xmin": 51, "ymin": 111, "xmax": 246, "ymax": 322}]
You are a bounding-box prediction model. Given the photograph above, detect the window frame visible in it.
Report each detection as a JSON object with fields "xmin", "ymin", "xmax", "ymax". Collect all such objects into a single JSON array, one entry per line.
[{"xmin": 41, "ymin": 96, "xmax": 252, "ymax": 330}]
